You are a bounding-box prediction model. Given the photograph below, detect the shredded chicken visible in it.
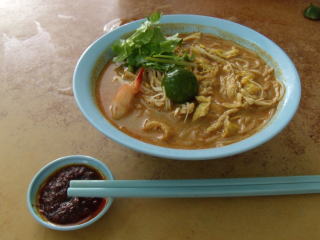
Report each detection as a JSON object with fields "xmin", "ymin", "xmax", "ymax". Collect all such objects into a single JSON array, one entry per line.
[
  {"xmin": 210, "ymin": 46, "xmax": 239, "ymax": 59},
  {"xmin": 192, "ymin": 96, "xmax": 211, "ymax": 121},
  {"xmin": 206, "ymin": 109, "xmax": 239, "ymax": 134},
  {"xmin": 183, "ymin": 32, "xmax": 201, "ymax": 42},
  {"xmin": 174, "ymin": 102, "xmax": 195, "ymax": 121},
  {"xmin": 143, "ymin": 120, "xmax": 171, "ymax": 140},
  {"xmin": 191, "ymin": 45, "xmax": 226, "ymax": 63}
]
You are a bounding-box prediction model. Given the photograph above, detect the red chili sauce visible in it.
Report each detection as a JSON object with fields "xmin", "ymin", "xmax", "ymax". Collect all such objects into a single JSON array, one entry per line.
[{"xmin": 37, "ymin": 164, "xmax": 106, "ymax": 225}]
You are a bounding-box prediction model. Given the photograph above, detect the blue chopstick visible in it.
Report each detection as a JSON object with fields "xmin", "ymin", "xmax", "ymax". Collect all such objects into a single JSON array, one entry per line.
[{"xmin": 67, "ymin": 175, "xmax": 320, "ymax": 198}]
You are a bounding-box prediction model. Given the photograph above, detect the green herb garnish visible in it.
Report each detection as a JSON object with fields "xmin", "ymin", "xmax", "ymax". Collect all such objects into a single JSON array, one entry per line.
[{"xmin": 112, "ymin": 12, "xmax": 191, "ymax": 72}]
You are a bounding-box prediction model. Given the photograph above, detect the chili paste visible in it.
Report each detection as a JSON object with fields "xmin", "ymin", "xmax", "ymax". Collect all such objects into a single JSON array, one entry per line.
[{"xmin": 37, "ymin": 164, "xmax": 106, "ymax": 225}]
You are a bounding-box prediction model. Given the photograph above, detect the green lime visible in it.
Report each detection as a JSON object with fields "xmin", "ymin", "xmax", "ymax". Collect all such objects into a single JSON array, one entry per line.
[{"xmin": 162, "ymin": 68, "xmax": 199, "ymax": 103}]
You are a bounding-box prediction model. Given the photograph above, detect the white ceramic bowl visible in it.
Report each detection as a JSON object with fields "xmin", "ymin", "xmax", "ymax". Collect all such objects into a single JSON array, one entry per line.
[{"xmin": 73, "ymin": 14, "xmax": 301, "ymax": 160}]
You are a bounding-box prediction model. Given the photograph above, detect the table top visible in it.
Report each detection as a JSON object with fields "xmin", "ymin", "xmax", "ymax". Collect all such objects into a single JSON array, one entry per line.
[{"xmin": 1, "ymin": 0, "xmax": 320, "ymax": 239}]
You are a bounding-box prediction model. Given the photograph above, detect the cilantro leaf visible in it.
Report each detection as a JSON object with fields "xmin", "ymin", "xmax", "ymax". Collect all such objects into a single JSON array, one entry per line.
[
  {"xmin": 111, "ymin": 12, "xmax": 185, "ymax": 72},
  {"xmin": 160, "ymin": 34, "xmax": 182, "ymax": 53},
  {"xmin": 147, "ymin": 12, "xmax": 161, "ymax": 23}
]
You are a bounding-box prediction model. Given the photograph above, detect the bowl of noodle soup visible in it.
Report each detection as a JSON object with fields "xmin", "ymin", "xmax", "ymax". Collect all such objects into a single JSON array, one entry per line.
[{"xmin": 73, "ymin": 14, "xmax": 300, "ymax": 160}]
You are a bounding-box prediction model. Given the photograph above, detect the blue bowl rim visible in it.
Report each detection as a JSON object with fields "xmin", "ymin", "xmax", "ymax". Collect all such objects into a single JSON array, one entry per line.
[
  {"xmin": 26, "ymin": 155, "xmax": 114, "ymax": 231},
  {"xmin": 73, "ymin": 14, "xmax": 301, "ymax": 160}
]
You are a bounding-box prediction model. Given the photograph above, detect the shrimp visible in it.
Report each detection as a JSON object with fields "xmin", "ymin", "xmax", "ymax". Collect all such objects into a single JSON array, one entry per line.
[{"xmin": 110, "ymin": 68, "xmax": 144, "ymax": 119}]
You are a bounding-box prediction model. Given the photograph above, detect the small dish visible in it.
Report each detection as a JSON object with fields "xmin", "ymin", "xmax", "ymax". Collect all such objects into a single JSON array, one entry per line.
[{"xmin": 27, "ymin": 155, "xmax": 114, "ymax": 231}]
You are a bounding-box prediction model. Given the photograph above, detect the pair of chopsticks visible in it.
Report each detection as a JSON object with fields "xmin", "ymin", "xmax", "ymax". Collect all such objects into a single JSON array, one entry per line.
[{"xmin": 67, "ymin": 175, "xmax": 320, "ymax": 198}]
